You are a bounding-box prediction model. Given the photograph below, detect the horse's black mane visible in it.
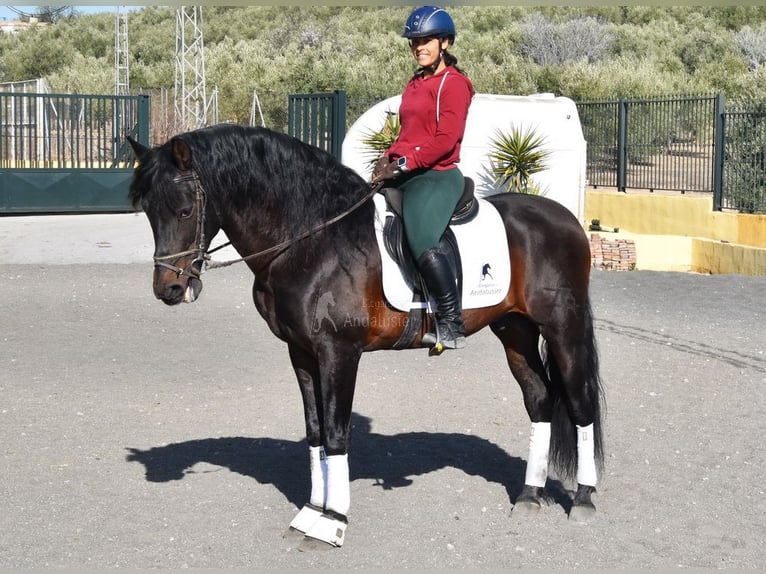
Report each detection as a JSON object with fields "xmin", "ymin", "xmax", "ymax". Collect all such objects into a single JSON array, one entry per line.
[{"xmin": 130, "ymin": 124, "xmax": 371, "ymax": 238}]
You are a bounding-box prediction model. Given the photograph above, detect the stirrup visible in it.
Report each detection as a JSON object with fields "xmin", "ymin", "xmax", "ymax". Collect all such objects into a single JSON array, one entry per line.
[
  {"xmin": 422, "ymin": 331, "xmax": 439, "ymax": 353},
  {"xmin": 422, "ymin": 323, "xmax": 465, "ymax": 356}
]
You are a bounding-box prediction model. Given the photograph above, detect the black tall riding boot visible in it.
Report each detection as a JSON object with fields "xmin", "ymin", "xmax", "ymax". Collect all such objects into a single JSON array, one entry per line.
[{"xmin": 416, "ymin": 247, "xmax": 466, "ymax": 350}]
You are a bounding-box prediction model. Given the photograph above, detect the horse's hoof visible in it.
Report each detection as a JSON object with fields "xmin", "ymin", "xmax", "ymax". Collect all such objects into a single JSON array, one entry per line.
[
  {"xmin": 512, "ymin": 499, "xmax": 541, "ymax": 516},
  {"xmin": 568, "ymin": 502, "xmax": 597, "ymax": 522},
  {"xmin": 512, "ymin": 485, "xmax": 551, "ymax": 517},
  {"xmin": 569, "ymin": 483, "xmax": 597, "ymax": 522},
  {"xmin": 283, "ymin": 527, "xmax": 305, "ymax": 541},
  {"xmin": 297, "ymin": 536, "xmax": 336, "ymax": 552}
]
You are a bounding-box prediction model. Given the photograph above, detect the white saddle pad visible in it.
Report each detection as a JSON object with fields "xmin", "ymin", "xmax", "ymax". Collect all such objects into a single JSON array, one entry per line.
[{"xmin": 373, "ymin": 193, "xmax": 511, "ymax": 312}]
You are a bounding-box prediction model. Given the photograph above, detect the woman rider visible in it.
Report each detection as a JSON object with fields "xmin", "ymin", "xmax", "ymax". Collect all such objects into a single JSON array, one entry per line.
[{"xmin": 372, "ymin": 5, "xmax": 474, "ymax": 350}]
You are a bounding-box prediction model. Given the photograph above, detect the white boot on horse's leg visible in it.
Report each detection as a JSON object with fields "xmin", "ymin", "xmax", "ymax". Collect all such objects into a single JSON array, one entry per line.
[
  {"xmin": 513, "ymin": 422, "xmax": 552, "ymax": 516},
  {"xmin": 288, "ymin": 445, "xmax": 327, "ymax": 537},
  {"xmin": 301, "ymin": 453, "xmax": 349, "ymax": 549},
  {"xmin": 569, "ymin": 424, "xmax": 598, "ymax": 522}
]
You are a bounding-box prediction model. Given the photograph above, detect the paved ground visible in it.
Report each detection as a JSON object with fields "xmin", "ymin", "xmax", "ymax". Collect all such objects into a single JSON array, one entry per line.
[
  {"xmin": 1, "ymin": 213, "xmax": 765, "ymax": 568},
  {"xmin": 0, "ymin": 212, "xmax": 239, "ymax": 265}
]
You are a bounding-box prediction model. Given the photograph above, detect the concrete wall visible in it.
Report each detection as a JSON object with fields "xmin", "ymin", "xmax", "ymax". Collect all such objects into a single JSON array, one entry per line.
[{"xmin": 585, "ymin": 190, "xmax": 766, "ymax": 275}]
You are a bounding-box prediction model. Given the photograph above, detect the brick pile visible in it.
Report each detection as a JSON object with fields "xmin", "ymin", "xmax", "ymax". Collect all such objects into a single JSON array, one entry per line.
[{"xmin": 589, "ymin": 233, "xmax": 636, "ymax": 271}]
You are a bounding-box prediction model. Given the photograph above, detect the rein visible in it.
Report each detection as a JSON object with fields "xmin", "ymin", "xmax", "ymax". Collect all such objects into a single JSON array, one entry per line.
[{"xmin": 156, "ymin": 171, "xmax": 383, "ymax": 275}]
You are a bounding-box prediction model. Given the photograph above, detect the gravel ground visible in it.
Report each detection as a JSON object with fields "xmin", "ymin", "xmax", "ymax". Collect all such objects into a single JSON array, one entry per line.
[{"xmin": 1, "ymin": 213, "xmax": 765, "ymax": 568}]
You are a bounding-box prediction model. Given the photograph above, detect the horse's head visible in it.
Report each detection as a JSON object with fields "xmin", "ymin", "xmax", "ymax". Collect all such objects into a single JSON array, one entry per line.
[{"xmin": 128, "ymin": 135, "xmax": 219, "ymax": 306}]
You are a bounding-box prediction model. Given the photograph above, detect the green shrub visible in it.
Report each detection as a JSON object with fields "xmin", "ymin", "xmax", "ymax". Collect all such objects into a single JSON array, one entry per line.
[
  {"xmin": 359, "ymin": 111, "xmax": 400, "ymax": 168},
  {"xmin": 487, "ymin": 125, "xmax": 551, "ymax": 194}
]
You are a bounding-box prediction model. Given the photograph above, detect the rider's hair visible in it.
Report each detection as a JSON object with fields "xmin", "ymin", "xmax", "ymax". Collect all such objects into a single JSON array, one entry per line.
[{"xmin": 442, "ymin": 49, "xmax": 464, "ymax": 75}]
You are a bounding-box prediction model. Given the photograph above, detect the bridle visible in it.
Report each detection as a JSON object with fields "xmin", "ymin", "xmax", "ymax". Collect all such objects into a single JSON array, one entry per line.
[
  {"xmin": 152, "ymin": 170, "xmax": 383, "ymax": 277},
  {"xmin": 152, "ymin": 172, "xmax": 209, "ymax": 279}
]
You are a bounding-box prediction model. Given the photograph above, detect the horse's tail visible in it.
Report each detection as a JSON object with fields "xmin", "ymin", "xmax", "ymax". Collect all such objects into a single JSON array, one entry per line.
[{"xmin": 546, "ymin": 295, "xmax": 605, "ymax": 483}]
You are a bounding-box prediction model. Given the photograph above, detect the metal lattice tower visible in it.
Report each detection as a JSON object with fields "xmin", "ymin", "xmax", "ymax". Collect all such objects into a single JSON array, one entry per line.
[
  {"xmin": 114, "ymin": 7, "xmax": 129, "ymax": 95},
  {"xmin": 174, "ymin": 6, "xmax": 208, "ymax": 132}
]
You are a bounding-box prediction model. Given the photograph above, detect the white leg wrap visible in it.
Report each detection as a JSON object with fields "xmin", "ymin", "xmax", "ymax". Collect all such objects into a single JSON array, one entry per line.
[
  {"xmin": 289, "ymin": 504, "xmax": 324, "ymax": 534},
  {"xmin": 325, "ymin": 453, "xmax": 350, "ymax": 516},
  {"xmin": 304, "ymin": 513, "xmax": 347, "ymax": 548},
  {"xmin": 291, "ymin": 447, "xmax": 350, "ymax": 543},
  {"xmin": 576, "ymin": 424, "xmax": 598, "ymax": 486},
  {"xmin": 524, "ymin": 422, "xmax": 551, "ymax": 487},
  {"xmin": 309, "ymin": 445, "xmax": 327, "ymax": 508}
]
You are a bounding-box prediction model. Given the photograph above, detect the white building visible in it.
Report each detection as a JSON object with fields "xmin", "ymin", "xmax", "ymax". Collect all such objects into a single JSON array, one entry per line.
[{"xmin": 0, "ymin": 18, "xmax": 45, "ymax": 34}]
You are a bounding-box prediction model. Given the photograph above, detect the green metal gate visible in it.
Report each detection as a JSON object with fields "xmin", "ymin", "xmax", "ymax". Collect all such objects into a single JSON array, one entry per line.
[
  {"xmin": 0, "ymin": 92, "xmax": 150, "ymax": 213},
  {"xmin": 287, "ymin": 90, "xmax": 346, "ymax": 160}
]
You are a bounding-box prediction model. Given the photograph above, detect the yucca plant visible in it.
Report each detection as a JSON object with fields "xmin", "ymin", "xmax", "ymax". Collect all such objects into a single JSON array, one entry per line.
[
  {"xmin": 360, "ymin": 111, "xmax": 401, "ymax": 168},
  {"xmin": 488, "ymin": 125, "xmax": 551, "ymax": 194}
]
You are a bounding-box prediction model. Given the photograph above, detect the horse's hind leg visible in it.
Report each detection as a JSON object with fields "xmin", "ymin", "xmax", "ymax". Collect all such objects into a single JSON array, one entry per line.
[
  {"xmin": 490, "ymin": 314, "xmax": 555, "ymax": 515},
  {"xmin": 540, "ymin": 296, "xmax": 604, "ymax": 522}
]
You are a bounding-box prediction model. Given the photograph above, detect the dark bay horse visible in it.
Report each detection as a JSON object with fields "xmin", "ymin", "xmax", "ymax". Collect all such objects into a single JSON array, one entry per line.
[{"xmin": 127, "ymin": 124, "xmax": 604, "ymax": 549}]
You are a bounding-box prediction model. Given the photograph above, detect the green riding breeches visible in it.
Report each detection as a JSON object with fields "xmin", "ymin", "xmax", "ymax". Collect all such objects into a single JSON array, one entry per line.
[{"xmin": 397, "ymin": 167, "xmax": 465, "ymax": 260}]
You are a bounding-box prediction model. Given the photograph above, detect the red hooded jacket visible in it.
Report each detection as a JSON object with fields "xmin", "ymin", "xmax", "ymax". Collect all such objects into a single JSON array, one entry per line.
[{"xmin": 387, "ymin": 65, "xmax": 474, "ymax": 172}]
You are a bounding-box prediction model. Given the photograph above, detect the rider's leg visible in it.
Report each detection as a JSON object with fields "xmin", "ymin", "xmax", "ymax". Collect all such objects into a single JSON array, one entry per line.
[
  {"xmin": 416, "ymin": 246, "xmax": 465, "ymax": 348},
  {"xmin": 401, "ymin": 168, "xmax": 465, "ymax": 349}
]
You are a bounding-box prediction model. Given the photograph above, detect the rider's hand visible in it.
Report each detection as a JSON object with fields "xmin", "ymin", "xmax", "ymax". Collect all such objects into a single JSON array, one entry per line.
[
  {"xmin": 371, "ymin": 156, "xmax": 390, "ymax": 183},
  {"xmin": 371, "ymin": 157, "xmax": 400, "ymax": 183}
]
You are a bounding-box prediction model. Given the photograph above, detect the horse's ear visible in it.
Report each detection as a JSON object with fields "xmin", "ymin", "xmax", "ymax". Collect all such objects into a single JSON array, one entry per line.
[
  {"xmin": 127, "ymin": 136, "xmax": 149, "ymax": 161},
  {"xmin": 171, "ymin": 137, "xmax": 193, "ymax": 172}
]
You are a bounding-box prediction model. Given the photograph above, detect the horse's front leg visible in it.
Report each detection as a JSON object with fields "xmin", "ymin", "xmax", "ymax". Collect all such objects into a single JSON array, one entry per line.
[{"xmin": 286, "ymin": 342, "xmax": 360, "ymax": 548}]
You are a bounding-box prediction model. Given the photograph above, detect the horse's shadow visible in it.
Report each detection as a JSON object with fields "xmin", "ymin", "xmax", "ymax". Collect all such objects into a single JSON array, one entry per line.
[{"xmin": 125, "ymin": 413, "xmax": 572, "ymax": 512}]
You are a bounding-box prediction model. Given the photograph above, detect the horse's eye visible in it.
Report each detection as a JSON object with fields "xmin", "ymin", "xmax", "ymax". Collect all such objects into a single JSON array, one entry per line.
[{"xmin": 178, "ymin": 206, "xmax": 193, "ymax": 220}]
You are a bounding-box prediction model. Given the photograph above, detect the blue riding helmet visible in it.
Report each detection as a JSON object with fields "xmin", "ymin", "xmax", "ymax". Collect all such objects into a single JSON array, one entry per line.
[{"xmin": 402, "ymin": 6, "xmax": 456, "ymax": 41}]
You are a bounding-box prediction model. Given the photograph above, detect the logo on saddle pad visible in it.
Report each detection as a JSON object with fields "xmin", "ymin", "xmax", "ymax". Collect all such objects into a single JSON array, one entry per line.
[
  {"xmin": 373, "ymin": 194, "xmax": 511, "ymax": 312},
  {"xmin": 468, "ymin": 260, "xmax": 503, "ymax": 299}
]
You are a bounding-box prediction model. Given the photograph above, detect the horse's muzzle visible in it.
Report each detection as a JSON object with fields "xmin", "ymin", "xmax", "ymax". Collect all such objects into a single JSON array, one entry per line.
[{"xmin": 153, "ymin": 265, "xmax": 204, "ymax": 305}]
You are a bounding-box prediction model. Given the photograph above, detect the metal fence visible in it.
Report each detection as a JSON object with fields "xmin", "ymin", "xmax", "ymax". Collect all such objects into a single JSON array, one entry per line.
[
  {"xmin": 577, "ymin": 99, "xmax": 618, "ymax": 188},
  {"xmin": 287, "ymin": 90, "xmax": 346, "ymax": 160},
  {"xmin": 577, "ymin": 94, "xmax": 766, "ymax": 214},
  {"xmin": 721, "ymin": 109, "xmax": 766, "ymax": 214},
  {"xmin": 0, "ymin": 92, "xmax": 149, "ymax": 169},
  {"xmin": 577, "ymin": 95, "xmax": 720, "ymax": 194}
]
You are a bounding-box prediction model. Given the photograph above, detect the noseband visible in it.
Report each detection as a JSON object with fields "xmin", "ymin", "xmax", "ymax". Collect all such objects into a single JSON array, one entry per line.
[{"xmin": 153, "ymin": 172, "xmax": 209, "ymax": 279}]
